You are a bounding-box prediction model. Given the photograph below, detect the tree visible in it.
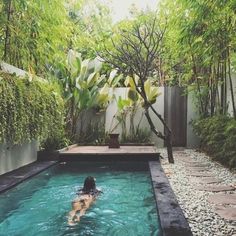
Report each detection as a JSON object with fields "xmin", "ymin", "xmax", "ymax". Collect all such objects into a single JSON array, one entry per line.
[
  {"xmin": 67, "ymin": 0, "xmax": 112, "ymax": 59},
  {"xmin": 100, "ymin": 14, "xmax": 174, "ymax": 163},
  {"xmin": 158, "ymin": 0, "xmax": 236, "ymax": 119},
  {"xmin": 0, "ymin": 0, "xmax": 72, "ymax": 74}
]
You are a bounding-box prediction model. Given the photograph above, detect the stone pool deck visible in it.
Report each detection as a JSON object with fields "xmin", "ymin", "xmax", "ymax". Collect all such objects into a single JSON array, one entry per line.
[
  {"xmin": 59, "ymin": 145, "xmax": 160, "ymax": 161},
  {"xmin": 0, "ymin": 161, "xmax": 57, "ymax": 194},
  {"xmin": 160, "ymin": 149, "xmax": 236, "ymax": 236}
]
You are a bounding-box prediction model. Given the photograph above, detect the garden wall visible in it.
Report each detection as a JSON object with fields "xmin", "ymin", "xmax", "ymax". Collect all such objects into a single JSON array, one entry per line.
[
  {"xmin": 0, "ymin": 142, "xmax": 38, "ymax": 175},
  {"xmin": 187, "ymin": 92, "xmax": 200, "ymax": 148},
  {"xmin": 0, "ymin": 62, "xmax": 38, "ymax": 175},
  {"xmin": 227, "ymin": 73, "xmax": 236, "ymax": 117},
  {"xmin": 104, "ymin": 87, "xmax": 200, "ymax": 148},
  {"xmin": 105, "ymin": 87, "xmax": 165, "ymax": 147}
]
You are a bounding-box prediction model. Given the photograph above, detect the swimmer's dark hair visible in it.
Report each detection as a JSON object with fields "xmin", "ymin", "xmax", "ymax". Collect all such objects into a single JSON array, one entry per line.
[{"xmin": 82, "ymin": 176, "xmax": 96, "ymax": 193}]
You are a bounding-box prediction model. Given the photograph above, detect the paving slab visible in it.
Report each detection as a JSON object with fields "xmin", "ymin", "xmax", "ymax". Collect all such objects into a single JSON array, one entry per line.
[
  {"xmin": 195, "ymin": 185, "xmax": 236, "ymax": 192},
  {"xmin": 190, "ymin": 177, "xmax": 222, "ymax": 184},
  {"xmin": 188, "ymin": 167, "xmax": 208, "ymax": 172},
  {"xmin": 184, "ymin": 163, "xmax": 209, "ymax": 168},
  {"xmin": 214, "ymin": 206, "xmax": 236, "ymax": 221},
  {"xmin": 208, "ymin": 194, "xmax": 236, "ymax": 205},
  {"xmin": 178, "ymin": 159, "xmax": 198, "ymax": 163},
  {"xmin": 187, "ymin": 172, "xmax": 214, "ymax": 177}
]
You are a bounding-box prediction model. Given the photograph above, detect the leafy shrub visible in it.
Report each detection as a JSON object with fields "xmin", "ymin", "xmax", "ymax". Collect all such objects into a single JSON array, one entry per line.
[
  {"xmin": 120, "ymin": 128, "xmax": 151, "ymax": 144},
  {"xmin": 0, "ymin": 71, "xmax": 66, "ymax": 150},
  {"xmin": 193, "ymin": 115, "xmax": 236, "ymax": 169}
]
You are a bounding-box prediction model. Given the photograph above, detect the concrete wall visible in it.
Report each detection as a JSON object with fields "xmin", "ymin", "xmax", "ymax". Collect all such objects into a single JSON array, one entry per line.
[
  {"xmin": 227, "ymin": 73, "xmax": 236, "ymax": 117},
  {"xmin": 104, "ymin": 87, "xmax": 201, "ymax": 148},
  {"xmin": 105, "ymin": 87, "xmax": 165, "ymax": 147},
  {"xmin": 187, "ymin": 92, "xmax": 200, "ymax": 148},
  {"xmin": 0, "ymin": 61, "xmax": 27, "ymax": 77},
  {"xmin": 0, "ymin": 141, "xmax": 38, "ymax": 175},
  {"xmin": 0, "ymin": 62, "xmax": 38, "ymax": 175}
]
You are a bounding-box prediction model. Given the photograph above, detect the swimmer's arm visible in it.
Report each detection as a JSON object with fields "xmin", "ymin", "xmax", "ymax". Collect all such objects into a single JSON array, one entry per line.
[
  {"xmin": 78, "ymin": 208, "xmax": 86, "ymax": 217},
  {"xmin": 68, "ymin": 210, "xmax": 78, "ymax": 225}
]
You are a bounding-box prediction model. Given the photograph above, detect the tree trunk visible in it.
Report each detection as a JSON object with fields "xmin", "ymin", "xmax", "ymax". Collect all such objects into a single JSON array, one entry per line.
[
  {"xmin": 166, "ymin": 132, "xmax": 174, "ymax": 163},
  {"xmin": 227, "ymin": 50, "xmax": 236, "ymax": 119},
  {"xmin": 145, "ymin": 105, "xmax": 174, "ymax": 164},
  {"xmin": 3, "ymin": 0, "xmax": 12, "ymax": 61}
]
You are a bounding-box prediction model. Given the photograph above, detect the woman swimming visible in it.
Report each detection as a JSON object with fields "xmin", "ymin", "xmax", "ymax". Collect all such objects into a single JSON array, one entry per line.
[{"xmin": 68, "ymin": 176, "xmax": 102, "ymax": 225}]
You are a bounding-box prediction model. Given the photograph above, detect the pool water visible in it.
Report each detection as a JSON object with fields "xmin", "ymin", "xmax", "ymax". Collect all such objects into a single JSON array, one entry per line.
[{"xmin": 0, "ymin": 161, "xmax": 162, "ymax": 236}]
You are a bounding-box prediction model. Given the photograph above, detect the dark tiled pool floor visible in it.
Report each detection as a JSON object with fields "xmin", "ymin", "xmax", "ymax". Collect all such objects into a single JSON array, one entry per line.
[{"xmin": 0, "ymin": 161, "xmax": 57, "ymax": 194}]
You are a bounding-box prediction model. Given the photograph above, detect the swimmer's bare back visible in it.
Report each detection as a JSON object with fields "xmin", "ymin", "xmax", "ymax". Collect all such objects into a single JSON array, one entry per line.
[{"xmin": 68, "ymin": 194, "xmax": 95, "ymax": 226}]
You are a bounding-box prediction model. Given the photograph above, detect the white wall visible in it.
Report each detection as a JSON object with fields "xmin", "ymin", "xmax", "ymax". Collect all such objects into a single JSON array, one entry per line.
[
  {"xmin": 104, "ymin": 87, "xmax": 202, "ymax": 148},
  {"xmin": 0, "ymin": 61, "xmax": 27, "ymax": 77},
  {"xmin": 187, "ymin": 92, "xmax": 200, "ymax": 148},
  {"xmin": 0, "ymin": 141, "xmax": 38, "ymax": 175},
  {"xmin": 105, "ymin": 87, "xmax": 165, "ymax": 147},
  {"xmin": 227, "ymin": 73, "xmax": 236, "ymax": 117}
]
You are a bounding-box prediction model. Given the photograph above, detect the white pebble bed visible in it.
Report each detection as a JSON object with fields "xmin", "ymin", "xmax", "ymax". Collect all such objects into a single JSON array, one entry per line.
[{"xmin": 159, "ymin": 148, "xmax": 236, "ymax": 236}]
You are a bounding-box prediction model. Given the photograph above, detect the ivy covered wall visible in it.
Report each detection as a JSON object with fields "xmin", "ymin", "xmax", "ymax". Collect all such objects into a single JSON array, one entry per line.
[{"xmin": 0, "ymin": 71, "xmax": 65, "ymax": 148}]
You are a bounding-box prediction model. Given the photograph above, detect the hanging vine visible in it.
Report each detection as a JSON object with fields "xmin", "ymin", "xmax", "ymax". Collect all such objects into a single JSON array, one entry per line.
[{"xmin": 0, "ymin": 71, "xmax": 65, "ymax": 148}]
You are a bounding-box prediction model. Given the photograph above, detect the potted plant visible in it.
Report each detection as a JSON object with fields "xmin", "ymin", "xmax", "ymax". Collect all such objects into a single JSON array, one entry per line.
[{"xmin": 108, "ymin": 133, "xmax": 120, "ymax": 148}]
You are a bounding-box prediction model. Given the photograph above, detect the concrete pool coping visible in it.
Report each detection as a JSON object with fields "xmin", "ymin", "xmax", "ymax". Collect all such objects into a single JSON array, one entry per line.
[
  {"xmin": 0, "ymin": 161, "xmax": 57, "ymax": 194},
  {"xmin": 149, "ymin": 161, "xmax": 193, "ymax": 236}
]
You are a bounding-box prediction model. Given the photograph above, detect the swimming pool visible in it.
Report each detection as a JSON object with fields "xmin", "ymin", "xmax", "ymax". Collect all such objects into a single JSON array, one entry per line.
[{"xmin": 0, "ymin": 161, "xmax": 162, "ymax": 236}]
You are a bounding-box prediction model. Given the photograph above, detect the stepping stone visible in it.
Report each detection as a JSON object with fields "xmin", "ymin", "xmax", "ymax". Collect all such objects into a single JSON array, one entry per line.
[
  {"xmin": 195, "ymin": 185, "xmax": 236, "ymax": 192},
  {"xmin": 188, "ymin": 167, "xmax": 208, "ymax": 172},
  {"xmin": 208, "ymin": 193, "xmax": 236, "ymax": 205},
  {"xmin": 184, "ymin": 163, "xmax": 209, "ymax": 168},
  {"xmin": 191, "ymin": 177, "xmax": 222, "ymax": 184},
  {"xmin": 214, "ymin": 206, "xmax": 236, "ymax": 221},
  {"xmin": 179, "ymin": 159, "xmax": 198, "ymax": 163},
  {"xmin": 187, "ymin": 172, "xmax": 214, "ymax": 177}
]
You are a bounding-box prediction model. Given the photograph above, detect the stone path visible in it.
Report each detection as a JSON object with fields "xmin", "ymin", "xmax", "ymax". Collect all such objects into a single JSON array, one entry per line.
[
  {"xmin": 195, "ymin": 185, "xmax": 235, "ymax": 192},
  {"xmin": 208, "ymin": 194, "xmax": 236, "ymax": 205},
  {"xmin": 214, "ymin": 207, "xmax": 236, "ymax": 221},
  {"xmin": 187, "ymin": 172, "xmax": 214, "ymax": 177},
  {"xmin": 160, "ymin": 148, "xmax": 236, "ymax": 236},
  {"xmin": 180, "ymin": 154, "xmax": 236, "ymax": 221},
  {"xmin": 190, "ymin": 177, "xmax": 222, "ymax": 184}
]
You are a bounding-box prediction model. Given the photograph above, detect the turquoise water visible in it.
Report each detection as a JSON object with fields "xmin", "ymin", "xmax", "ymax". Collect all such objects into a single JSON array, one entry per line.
[{"xmin": 0, "ymin": 161, "xmax": 162, "ymax": 236}]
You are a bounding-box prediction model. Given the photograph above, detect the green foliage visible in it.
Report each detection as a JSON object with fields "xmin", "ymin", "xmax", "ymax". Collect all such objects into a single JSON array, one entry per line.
[
  {"xmin": 67, "ymin": 0, "xmax": 112, "ymax": 59},
  {"xmin": 59, "ymin": 49, "xmax": 110, "ymax": 140},
  {"xmin": 0, "ymin": 0, "xmax": 72, "ymax": 74},
  {"xmin": 109, "ymin": 76, "xmax": 154, "ymax": 143},
  {"xmin": 159, "ymin": 0, "xmax": 236, "ymax": 117},
  {"xmin": 120, "ymin": 127, "xmax": 151, "ymax": 144},
  {"xmin": 193, "ymin": 116, "xmax": 236, "ymax": 169},
  {"xmin": 75, "ymin": 113, "xmax": 106, "ymax": 145},
  {"xmin": 0, "ymin": 71, "xmax": 66, "ymax": 150}
]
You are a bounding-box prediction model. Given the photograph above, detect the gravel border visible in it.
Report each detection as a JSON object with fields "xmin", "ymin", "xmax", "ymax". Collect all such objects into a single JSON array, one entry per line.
[{"xmin": 159, "ymin": 148, "xmax": 236, "ymax": 236}]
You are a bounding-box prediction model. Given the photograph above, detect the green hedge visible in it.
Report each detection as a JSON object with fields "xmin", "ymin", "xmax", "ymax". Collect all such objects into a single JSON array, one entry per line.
[
  {"xmin": 193, "ymin": 115, "xmax": 236, "ymax": 169},
  {"xmin": 0, "ymin": 71, "xmax": 66, "ymax": 150}
]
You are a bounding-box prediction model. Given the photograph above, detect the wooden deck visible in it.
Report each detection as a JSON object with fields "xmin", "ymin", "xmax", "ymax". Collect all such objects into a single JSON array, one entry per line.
[{"xmin": 59, "ymin": 145, "xmax": 160, "ymax": 161}]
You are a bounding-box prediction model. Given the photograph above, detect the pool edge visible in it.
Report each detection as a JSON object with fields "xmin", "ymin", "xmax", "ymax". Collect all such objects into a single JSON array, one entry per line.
[
  {"xmin": 0, "ymin": 161, "xmax": 58, "ymax": 194},
  {"xmin": 149, "ymin": 161, "xmax": 193, "ymax": 236}
]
